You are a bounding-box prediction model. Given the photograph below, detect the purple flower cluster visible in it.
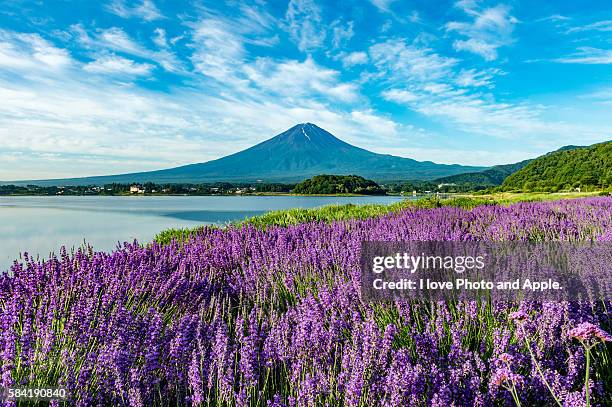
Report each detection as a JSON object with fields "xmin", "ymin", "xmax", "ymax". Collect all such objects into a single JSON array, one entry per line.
[
  {"xmin": 568, "ymin": 322, "xmax": 612, "ymax": 344},
  {"xmin": 0, "ymin": 197, "xmax": 611, "ymax": 406}
]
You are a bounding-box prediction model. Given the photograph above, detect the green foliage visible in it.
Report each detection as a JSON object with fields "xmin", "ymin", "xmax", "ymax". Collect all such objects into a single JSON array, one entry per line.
[
  {"xmin": 154, "ymin": 226, "xmax": 210, "ymax": 246},
  {"xmin": 292, "ymin": 174, "xmax": 385, "ymax": 195},
  {"xmin": 239, "ymin": 196, "xmax": 497, "ymax": 229},
  {"xmin": 381, "ymin": 160, "xmax": 534, "ymax": 194},
  {"xmin": 383, "ymin": 180, "xmax": 437, "ymax": 194},
  {"xmin": 501, "ymin": 142, "xmax": 611, "ymax": 192},
  {"xmin": 432, "ymin": 159, "xmax": 533, "ymax": 188},
  {"xmin": 236, "ymin": 202, "xmax": 405, "ymax": 229}
]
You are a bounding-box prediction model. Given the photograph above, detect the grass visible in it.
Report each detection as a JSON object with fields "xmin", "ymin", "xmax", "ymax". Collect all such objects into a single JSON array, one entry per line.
[
  {"xmin": 467, "ymin": 190, "xmax": 602, "ymax": 202},
  {"xmin": 154, "ymin": 191, "xmax": 609, "ymax": 245},
  {"xmin": 154, "ymin": 196, "xmax": 497, "ymax": 245}
]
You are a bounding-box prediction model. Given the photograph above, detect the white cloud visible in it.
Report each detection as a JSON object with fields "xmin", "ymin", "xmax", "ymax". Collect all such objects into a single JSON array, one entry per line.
[
  {"xmin": 71, "ymin": 25, "xmax": 182, "ymax": 73},
  {"xmin": 580, "ymin": 88, "xmax": 612, "ymax": 103},
  {"xmin": 190, "ymin": 19, "xmax": 246, "ymax": 83},
  {"xmin": 385, "ymin": 84, "xmax": 610, "ymax": 145},
  {"xmin": 567, "ymin": 20, "xmax": 612, "ymax": 33},
  {"xmin": 536, "ymin": 14, "xmax": 570, "ymax": 23},
  {"xmin": 350, "ymin": 110, "xmax": 398, "ymax": 137},
  {"xmin": 446, "ymin": 3, "xmax": 518, "ymax": 60},
  {"xmin": 453, "ymin": 0, "xmax": 479, "ymax": 16},
  {"xmin": 183, "ymin": 5, "xmax": 364, "ymax": 104},
  {"xmin": 83, "ymin": 54, "xmax": 154, "ymax": 76},
  {"xmin": 422, "ymin": 83, "xmax": 454, "ymax": 94},
  {"xmin": 106, "ymin": 0, "xmax": 163, "ymax": 22},
  {"xmin": 380, "ymin": 20, "xmax": 393, "ymax": 33},
  {"xmin": 408, "ymin": 11, "xmax": 420, "ymax": 23},
  {"xmin": 341, "ymin": 51, "xmax": 368, "ymax": 67},
  {"xmin": 553, "ymin": 47, "xmax": 612, "ymax": 64},
  {"xmin": 367, "ymin": 35, "xmax": 609, "ymax": 146},
  {"xmin": 187, "ymin": 6, "xmax": 280, "ymax": 83},
  {"xmin": 325, "ymin": 83, "xmax": 359, "ymax": 102},
  {"xmin": 234, "ymin": 4, "xmax": 277, "ymax": 36},
  {"xmin": 203, "ymin": 4, "xmax": 278, "ymax": 48},
  {"xmin": 454, "ymin": 68, "xmax": 500, "ymax": 87},
  {"xmin": 331, "ymin": 20, "xmax": 354, "ymax": 49},
  {"xmin": 381, "ymin": 89, "xmax": 419, "ymax": 103},
  {"xmin": 369, "ymin": 0, "xmax": 396, "ymax": 12},
  {"xmin": 452, "ymin": 39, "xmax": 498, "ymax": 61},
  {"xmin": 414, "ymin": 94, "xmax": 538, "ymax": 133},
  {"xmin": 186, "ymin": 11, "xmax": 361, "ymax": 105},
  {"xmin": 0, "ymin": 26, "xmax": 400, "ymax": 179},
  {"xmin": 244, "ymin": 56, "xmax": 359, "ymax": 102},
  {"xmin": 369, "ymin": 39, "xmax": 458, "ymax": 82},
  {"xmin": 285, "ymin": 0, "xmax": 326, "ymax": 52},
  {"xmin": 386, "ymin": 145, "xmax": 529, "ymax": 167},
  {"xmin": 98, "ymin": 27, "xmax": 150, "ymax": 56},
  {"xmin": 152, "ymin": 28, "xmax": 167, "ymax": 47},
  {"xmin": 0, "ymin": 31, "xmax": 71, "ymax": 71},
  {"xmin": 0, "ymin": 82, "xmax": 211, "ymax": 179}
]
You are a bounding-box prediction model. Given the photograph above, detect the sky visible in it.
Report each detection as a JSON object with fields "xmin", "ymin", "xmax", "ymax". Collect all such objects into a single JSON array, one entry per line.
[{"xmin": 0, "ymin": 0, "xmax": 610, "ymax": 180}]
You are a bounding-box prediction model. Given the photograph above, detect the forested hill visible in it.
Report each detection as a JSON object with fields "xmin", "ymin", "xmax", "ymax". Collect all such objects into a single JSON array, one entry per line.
[
  {"xmin": 433, "ymin": 159, "xmax": 533, "ymax": 187},
  {"xmin": 501, "ymin": 141, "xmax": 611, "ymax": 192},
  {"xmin": 292, "ymin": 175, "xmax": 385, "ymax": 195}
]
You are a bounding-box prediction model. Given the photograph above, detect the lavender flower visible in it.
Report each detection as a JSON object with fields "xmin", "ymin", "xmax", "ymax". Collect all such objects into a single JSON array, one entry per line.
[
  {"xmin": 0, "ymin": 197, "xmax": 610, "ymax": 405},
  {"xmin": 509, "ymin": 311, "xmax": 529, "ymax": 323},
  {"xmin": 568, "ymin": 323, "xmax": 612, "ymax": 344}
]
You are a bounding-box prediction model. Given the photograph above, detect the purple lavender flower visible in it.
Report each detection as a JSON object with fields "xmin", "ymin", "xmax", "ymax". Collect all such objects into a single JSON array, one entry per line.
[
  {"xmin": 568, "ymin": 323, "xmax": 612, "ymax": 343},
  {"xmin": 498, "ymin": 353, "xmax": 514, "ymax": 364},
  {"xmin": 0, "ymin": 196, "xmax": 611, "ymax": 405},
  {"xmin": 509, "ymin": 310, "xmax": 529, "ymax": 323}
]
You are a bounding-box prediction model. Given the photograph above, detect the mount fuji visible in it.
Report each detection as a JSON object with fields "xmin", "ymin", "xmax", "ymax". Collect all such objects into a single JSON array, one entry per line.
[{"xmin": 12, "ymin": 123, "xmax": 484, "ymax": 185}]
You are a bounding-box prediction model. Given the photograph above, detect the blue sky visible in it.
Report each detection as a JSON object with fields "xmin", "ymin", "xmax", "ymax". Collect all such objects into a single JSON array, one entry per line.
[{"xmin": 0, "ymin": 0, "xmax": 610, "ymax": 179}]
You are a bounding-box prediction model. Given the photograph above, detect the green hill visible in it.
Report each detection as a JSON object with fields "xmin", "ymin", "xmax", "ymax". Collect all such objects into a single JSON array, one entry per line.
[
  {"xmin": 433, "ymin": 159, "xmax": 533, "ymax": 187},
  {"xmin": 292, "ymin": 174, "xmax": 385, "ymax": 195},
  {"xmin": 501, "ymin": 141, "xmax": 611, "ymax": 192}
]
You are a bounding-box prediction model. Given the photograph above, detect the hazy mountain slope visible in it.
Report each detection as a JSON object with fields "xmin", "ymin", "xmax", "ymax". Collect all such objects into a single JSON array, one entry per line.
[
  {"xmin": 431, "ymin": 145, "xmax": 591, "ymax": 188},
  {"xmin": 433, "ymin": 159, "xmax": 533, "ymax": 186}
]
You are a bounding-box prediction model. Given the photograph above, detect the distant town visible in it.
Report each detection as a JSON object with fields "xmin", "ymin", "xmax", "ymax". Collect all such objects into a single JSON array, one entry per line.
[
  {"xmin": 0, "ymin": 182, "xmax": 293, "ymax": 196},
  {"xmin": 0, "ymin": 177, "xmax": 475, "ymax": 197}
]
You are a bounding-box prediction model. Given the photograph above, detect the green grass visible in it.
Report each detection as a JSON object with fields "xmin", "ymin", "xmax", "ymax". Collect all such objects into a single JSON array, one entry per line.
[
  {"xmin": 467, "ymin": 190, "xmax": 602, "ymax": 202},
  {"xmin": 153, "ymin": 191, "xmax": 609, "ymax": 246},
  {"xmin": 154, "ymin": 196, "xmax": 493, "ymax": 245},
  {"xmin": 154, "ymin": 226, "xmax": 211, "ymax": 245}
]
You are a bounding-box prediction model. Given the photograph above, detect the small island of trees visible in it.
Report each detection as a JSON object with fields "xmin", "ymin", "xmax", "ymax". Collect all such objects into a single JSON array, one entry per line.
[{"xmin": 292, "ymin": 174, "xmax": 386, "ymax": 195}]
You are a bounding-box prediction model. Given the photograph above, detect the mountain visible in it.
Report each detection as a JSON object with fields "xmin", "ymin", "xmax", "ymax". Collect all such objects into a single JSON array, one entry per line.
[
  {"xmin": 431, "ymin": 145, "xmax": 589, "ymax": 188},
  {"xmin": 8, "ymin": 123, "xmax": 484, "ymax": 186},
  {"xmin": 501, "ymin": 141, "xmax": 611, "ymax": 191},
  {"xmin": 432, "ymin": 159, "xmax": 533, "ymax": 187}
]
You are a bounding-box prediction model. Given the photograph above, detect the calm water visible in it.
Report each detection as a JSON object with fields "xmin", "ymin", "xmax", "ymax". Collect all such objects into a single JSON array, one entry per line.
[{"xmin": 0, "ymin": 195, "xmax": 403, "ymax": 271}]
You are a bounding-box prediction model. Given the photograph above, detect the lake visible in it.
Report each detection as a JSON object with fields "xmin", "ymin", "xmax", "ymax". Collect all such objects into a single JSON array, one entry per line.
[{"xmin": 0, "ymin": 195, "xmax": 404, "ymax": 271}]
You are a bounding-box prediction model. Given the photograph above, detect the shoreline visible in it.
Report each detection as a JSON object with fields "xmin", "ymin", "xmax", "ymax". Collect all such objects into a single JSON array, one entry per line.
[
  {"xmin": 1, "ymin": 190, "xmax": 605, "ymax": 198},
  {"xmin": 0, "ymin": 192, "xmax": 395, "ymax": 198}
]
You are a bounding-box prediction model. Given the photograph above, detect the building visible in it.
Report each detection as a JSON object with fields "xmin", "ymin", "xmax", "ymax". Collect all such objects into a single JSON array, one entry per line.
[{"xmin": 130, "ymin": 185, "xmax": 145, "ymax": 194}]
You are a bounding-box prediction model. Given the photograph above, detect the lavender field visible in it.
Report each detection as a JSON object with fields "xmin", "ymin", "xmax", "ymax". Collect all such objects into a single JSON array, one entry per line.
[{"xmin": 1, "ymin": 197, "xmax": 611, "ymax": 406}]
